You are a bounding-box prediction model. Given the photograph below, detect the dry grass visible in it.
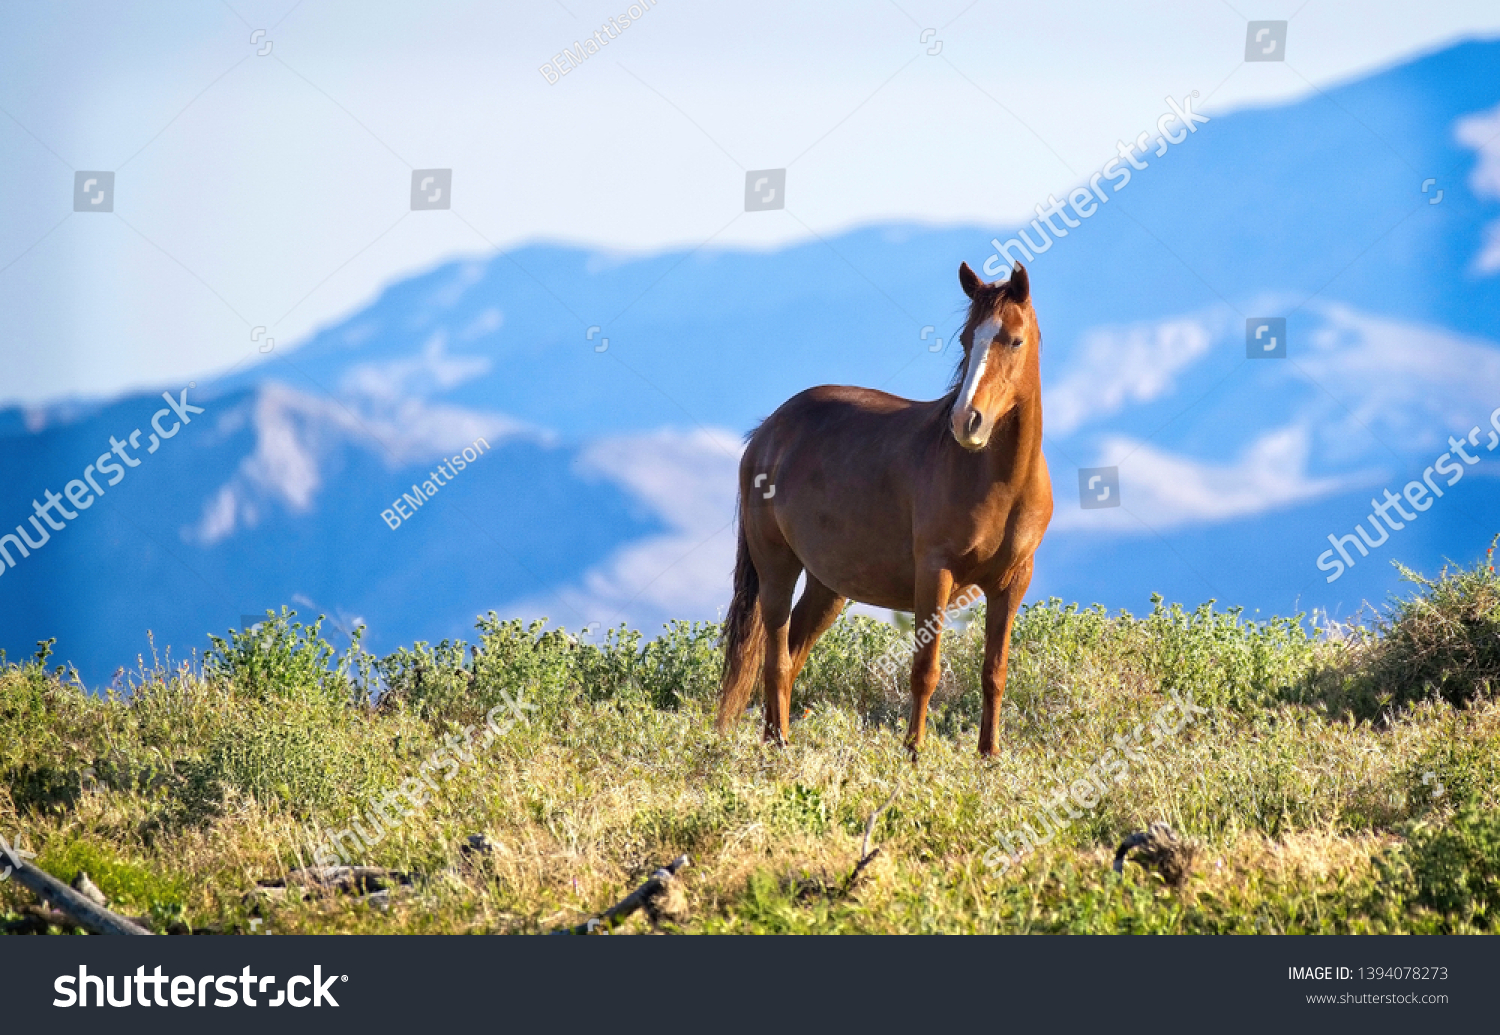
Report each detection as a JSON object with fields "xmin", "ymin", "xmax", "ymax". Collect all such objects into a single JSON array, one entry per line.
[{"xmin": 3, "ymin": 555, "xmax": 1500, "ymax": 935}]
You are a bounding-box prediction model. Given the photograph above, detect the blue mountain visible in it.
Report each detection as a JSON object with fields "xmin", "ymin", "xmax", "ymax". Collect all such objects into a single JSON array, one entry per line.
[{"xmin": 5, "ymin": 39, "xmax": 1500, "ymax": 685}]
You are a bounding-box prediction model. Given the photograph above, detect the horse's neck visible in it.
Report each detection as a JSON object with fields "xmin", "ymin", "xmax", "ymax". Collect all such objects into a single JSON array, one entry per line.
[{"xmin": 985, "ymin": 392, "xmax": 1044, "ymax": 481}]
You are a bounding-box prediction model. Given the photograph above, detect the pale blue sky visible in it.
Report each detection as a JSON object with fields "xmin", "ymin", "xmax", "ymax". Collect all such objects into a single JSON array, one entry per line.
[{"xmin": 2, "ymin": 0, "xmax": 1498, "ymax": 406}]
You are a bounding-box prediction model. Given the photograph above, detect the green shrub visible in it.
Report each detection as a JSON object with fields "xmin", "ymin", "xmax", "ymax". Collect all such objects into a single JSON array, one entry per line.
[
  {"xmin": 1377, "ymin": 804, "xmax": 1500, "ymax": 930},
  {"xmin": 1407, "ymin": 804, "xmax": 1500, "ymax": 922},
  {"xmin": 635, "ymin": 620, "xmax": 721, "ymax": 708},
  {"xmin": 472, "ymin": 615, "xmax": 582, "ymax": 715},
  {"xmin": 1363, "ymin": 554, "xmax": 1500, "ymax": 710},
  {"xmin": 794, "ymin": 614, "xmax": 906, "ymax": 720},
  {"xmin": 375, "ymin": 615, "xmax": 721, "ymax": 724},
  {"xmin": 174, "ymin": 700, "xmax": 407, "ymax": 819},
  {"xmin": 205, "ymin": 609, "xmax": 360, "ymax": 708},
  {"xmin": 1311, "ymin": 542, "xmax": 1500, "ymax": 720},
  {"xmin": 1136, "ymin": 596, "xmax": 1316, "ymax": 712},
  {"xmin": 376, "ymin": 637, "xmax": 477, "ymax": 719},
  {"xmin": 1403, "ymin": 716, "xmax": 1500, "ymax": 814},
  {"xmin": 0, "ymin": 652, "xmax": 118, "ymax": 814},
  {"xmin": 36, "ymin": 838, "xmax": 185, "ymax": 915}
]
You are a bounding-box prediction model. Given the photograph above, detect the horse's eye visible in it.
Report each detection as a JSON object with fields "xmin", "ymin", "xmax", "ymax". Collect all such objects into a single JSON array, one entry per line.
[{"xmin": 1008, "ymin": 337, "xmax": 1023, "ymax": 350}]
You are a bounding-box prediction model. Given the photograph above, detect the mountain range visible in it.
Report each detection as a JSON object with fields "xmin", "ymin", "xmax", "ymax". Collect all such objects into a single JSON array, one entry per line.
[{"xmin": 4, "ymin": 39, "xmax": 1500, "ymax": 685}]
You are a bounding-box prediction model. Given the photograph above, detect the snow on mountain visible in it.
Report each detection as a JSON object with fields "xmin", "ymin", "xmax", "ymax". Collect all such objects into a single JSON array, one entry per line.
[{"xmin": 5, "ymin": 40, "xmax": 1500, "ymax": 683}]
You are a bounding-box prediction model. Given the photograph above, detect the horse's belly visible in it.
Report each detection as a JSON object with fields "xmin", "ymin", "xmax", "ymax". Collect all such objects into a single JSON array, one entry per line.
[
  {"xmin": 822, "ymin": 572, "xmax": 914, "ymax": 612},
  {"xmin": 838, "ymin": 583, "xmax": 917, "ymax": 612},
  {"xmin": 780, "ymin": 508, "xmax": 916, "ymax": 610}
]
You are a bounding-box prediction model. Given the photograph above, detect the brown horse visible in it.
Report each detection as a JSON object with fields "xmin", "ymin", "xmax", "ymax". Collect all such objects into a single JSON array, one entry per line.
[{"xmin": 716, "ymin": 261, "xmax": 1053, "ymax": 756}]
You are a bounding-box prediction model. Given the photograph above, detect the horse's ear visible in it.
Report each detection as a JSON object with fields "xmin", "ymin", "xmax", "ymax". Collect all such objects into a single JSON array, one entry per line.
[
  {"xmin": 958, "ymin": 262, "xmax": 982, "ymax": 299},
  {"xmin": 1005, "ymin": 263, "xmax": 1030, "ymax": 304}
]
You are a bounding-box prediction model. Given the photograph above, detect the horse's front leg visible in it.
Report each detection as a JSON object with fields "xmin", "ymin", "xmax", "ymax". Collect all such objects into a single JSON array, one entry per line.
[
  {"xmin": 978, "ymin": 557, "xmax": 1033, "ymax": 757},
  {"xmin": 905, "ymin": 566, "xmax": 954, "ymax": 757}
]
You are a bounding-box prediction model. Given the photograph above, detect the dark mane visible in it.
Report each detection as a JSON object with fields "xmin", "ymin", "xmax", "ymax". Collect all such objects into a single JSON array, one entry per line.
[
  {"xmin": 941, "ymin": 280, "xmax": 1042, "ymax": 402},
  {"xmin": 943, "ymin": 284, "xmax": 1003, "ymax": 399}
]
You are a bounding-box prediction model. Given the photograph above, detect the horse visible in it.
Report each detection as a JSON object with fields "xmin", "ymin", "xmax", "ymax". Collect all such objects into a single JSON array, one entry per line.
[{"xmin": 716, "ymin": 260, "xmax": 1053, "ymax": 756}]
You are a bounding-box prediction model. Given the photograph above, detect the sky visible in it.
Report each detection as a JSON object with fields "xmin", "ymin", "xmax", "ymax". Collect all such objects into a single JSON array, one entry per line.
[{"xmin": 3, "ymin": 0, "xmax": 1500, "ymax": 408}]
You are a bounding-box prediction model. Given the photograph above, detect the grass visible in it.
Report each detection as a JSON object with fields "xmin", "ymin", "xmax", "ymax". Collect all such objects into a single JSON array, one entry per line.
[{"xmin": 2, "ymin": 545, "xmax": 1499, "ymax": 936}]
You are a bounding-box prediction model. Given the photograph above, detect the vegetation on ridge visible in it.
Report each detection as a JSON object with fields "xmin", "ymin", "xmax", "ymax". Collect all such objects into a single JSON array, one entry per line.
[{"xmin": 2, "ymin": 543, "xmax": 1498, "ymax": 935}]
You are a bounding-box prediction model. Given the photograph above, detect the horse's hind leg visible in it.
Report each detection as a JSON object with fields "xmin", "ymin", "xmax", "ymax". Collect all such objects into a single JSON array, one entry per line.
[
  {"xmin": 754, "ymin": 547, "xmax": 803, "ymax": 745},
  {"xmin": 785, "ymin": 575, "xmax": 847, "ymax": 702}
]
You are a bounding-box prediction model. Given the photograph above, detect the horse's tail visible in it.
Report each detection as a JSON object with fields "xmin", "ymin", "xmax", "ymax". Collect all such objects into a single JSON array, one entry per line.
[{"xmin": 716, "ymin": 505, "xmax": 764, "ymax": 732}]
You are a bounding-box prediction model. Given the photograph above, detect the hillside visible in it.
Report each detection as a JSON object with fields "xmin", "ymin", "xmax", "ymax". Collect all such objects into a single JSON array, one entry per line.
[
  {"xmin": 5, "ymin": 39, "xmax": 1500, "ymax": 685},
  {"xmin": 3, "ymin": 546, "xmax": 1498, "ymax": 935}
]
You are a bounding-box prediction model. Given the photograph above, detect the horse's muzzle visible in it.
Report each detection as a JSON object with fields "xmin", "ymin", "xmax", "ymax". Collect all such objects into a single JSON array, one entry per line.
[{"xmin": 951, "ymin": 406, "xmax": 989, "ymax": 451}]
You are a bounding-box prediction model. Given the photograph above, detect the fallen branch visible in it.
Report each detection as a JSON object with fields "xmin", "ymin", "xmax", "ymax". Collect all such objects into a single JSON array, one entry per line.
[
  {"xmin": 553, "ymin": 854, "xmax": 690, "ymax": 935},
  {"xmin": 4, "ymin": 855, "xmax": 152, "ymax": 936},
  {"xmin": 266, "ymin": 865, "xmax": 410, "ymax": 894},
  {"xmin": 2, "ymin": 904, "xmax": 86, "ymax": 935},
  {"xmin": 839, "ymin": 784, "xmax": 900, "ymax": 897},
  {"xmin": 862, "ymin": 786, "xmax": 900, "ymax": 860}
]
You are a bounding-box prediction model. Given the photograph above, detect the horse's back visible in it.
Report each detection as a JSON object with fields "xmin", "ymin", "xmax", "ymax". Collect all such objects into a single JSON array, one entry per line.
[
  {"xmin": 750, "ymin": 385, "xmax": 932, "ymax": 447},
  {"xmin": 792, "ymin": 383, "xmax": 915, "ymax": 413},
  {"xmin": 741, "ymin": 385, "xmax": 938, "ymax": 608},
  {"xmin": 745, "ymin": 385, "xmax": 937, "ymax": 486}
]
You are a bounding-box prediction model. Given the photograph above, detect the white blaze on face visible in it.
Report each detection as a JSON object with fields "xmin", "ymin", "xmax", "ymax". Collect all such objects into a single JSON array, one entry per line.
[{"xmin": 957, "ymin": 317, "xmax": 1000, "ymax": 417}]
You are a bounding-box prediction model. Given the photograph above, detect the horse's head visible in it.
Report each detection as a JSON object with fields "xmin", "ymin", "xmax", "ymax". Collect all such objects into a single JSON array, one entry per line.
[{"xmin": 949, "ymin": 261, "xmax": 1038, "ymax": 451}]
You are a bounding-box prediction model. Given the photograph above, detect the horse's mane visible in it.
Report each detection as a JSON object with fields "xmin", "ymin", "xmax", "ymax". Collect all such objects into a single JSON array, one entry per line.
[{"xmin": 943, "ymin": 285, "xmax": 999, "ymax": 399}]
